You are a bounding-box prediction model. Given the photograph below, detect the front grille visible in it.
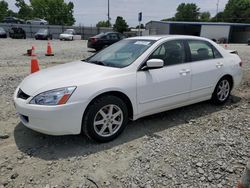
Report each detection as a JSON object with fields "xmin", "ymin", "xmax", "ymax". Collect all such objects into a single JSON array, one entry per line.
[{"xmin": 17, "ymin": 89, "xmax": 30, "ymax": 100}]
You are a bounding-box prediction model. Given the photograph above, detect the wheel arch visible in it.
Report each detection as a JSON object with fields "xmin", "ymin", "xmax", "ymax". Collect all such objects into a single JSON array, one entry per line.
[
  {"xmin": 82, "ymin": 91, "xmax": 134, "ymax": 123},
  {"xmin": 219, "ymin": 74, "xmax": 234, "ymax": 89}
]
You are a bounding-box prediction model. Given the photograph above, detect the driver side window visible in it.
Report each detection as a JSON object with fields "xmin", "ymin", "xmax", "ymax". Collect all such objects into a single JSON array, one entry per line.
[{"xmin": 149, "ymin": 40, "xmax": 186, "ymax": 66}]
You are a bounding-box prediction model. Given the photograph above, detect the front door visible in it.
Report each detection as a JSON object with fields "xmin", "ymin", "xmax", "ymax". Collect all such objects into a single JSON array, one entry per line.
[{"xmin": 137, "ymin": 40, "xmax": 191, "ymax": 116}]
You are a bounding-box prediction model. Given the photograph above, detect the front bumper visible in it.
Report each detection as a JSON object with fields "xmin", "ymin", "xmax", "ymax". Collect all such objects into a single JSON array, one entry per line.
[{"xmin": 13, "ymin": 89, "xmax": 87, "ymax": 136}]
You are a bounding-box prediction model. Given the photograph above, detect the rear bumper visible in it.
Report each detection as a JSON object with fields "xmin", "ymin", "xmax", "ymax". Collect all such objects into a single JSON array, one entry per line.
[{"xmin": 233, "ymin": 68, "xmax": 243, "ymax": 90}]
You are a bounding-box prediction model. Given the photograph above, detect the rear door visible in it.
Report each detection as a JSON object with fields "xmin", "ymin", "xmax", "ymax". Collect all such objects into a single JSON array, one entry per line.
[{"xmin": 186, "ymin": 40, "xmax": 224, "ymax": 100}]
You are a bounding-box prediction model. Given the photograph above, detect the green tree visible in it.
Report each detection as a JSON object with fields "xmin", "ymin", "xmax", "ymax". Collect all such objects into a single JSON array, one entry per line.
[
  {"xmin": 113, "ymin": 16, "xmax": 129, "ymax": 33},
  {"xmin": 15, "ymin": 0, "xmax": 33, "ymax": 20},
  {"xmin": 223, "ymin": 0, "xmax": 250, "ymax": 23},
  {"xmin": 136, "ymin": 23, "xmax": 145, "ymax": 29},
  {"xmin": 0, "ymin": 0, "xmax": 8, "ymax": 22},
  {"xmin": 211, "ymin": 12, "xmax": 225, "ymax": 22},
  {"xmin": 200, "ymin": 12, "xmax": 211, "ymax": 22},
  {"xmin": 175, "ymin": 3, "xmax": 200, "ymax": 21},
  {"xmin": 96, "ymin": 20, "xmax": 110, "ymax": 27},
  {"xmin": 30, "ymin": 0, "xmax": 75, "ymax": 25}
]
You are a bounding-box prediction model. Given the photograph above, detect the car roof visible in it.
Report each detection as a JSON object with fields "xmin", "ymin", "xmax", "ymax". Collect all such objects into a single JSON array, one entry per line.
[{"xmin": 128, "ymin": 35, "xmax": 209, "ymax": 41}]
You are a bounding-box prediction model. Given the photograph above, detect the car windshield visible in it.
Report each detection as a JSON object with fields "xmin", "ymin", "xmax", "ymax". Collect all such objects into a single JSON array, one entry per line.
[
  {"xmin": 84, "ymin": 39, "xmax": 155, "ymax": 68},
  {"xmin": 37, "ymin": 29, "xmax": 48, "ymax": 34},
  {"xmin": 64, "ymin": 30, "xmax": 74, "ymax": 34}
]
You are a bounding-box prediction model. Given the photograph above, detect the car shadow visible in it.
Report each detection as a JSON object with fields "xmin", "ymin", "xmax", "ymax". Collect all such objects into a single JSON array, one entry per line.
[{"xmin": 14, "ymin": 96, "xmax": 241, "ymax": 161}]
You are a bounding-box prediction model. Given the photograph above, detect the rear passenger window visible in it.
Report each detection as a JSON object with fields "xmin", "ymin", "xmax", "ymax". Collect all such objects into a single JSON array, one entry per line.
[
  {"xmin": 213, "ymin": 47, "xmax": 223, "ymax": 58},
  {"xmin": 188, "ymin": 40, "xmax": 214, "ymax": 61}
]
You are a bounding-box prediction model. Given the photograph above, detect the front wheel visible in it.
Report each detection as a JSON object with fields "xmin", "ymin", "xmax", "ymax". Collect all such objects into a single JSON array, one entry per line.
[
  {"xmin": 82, "ymin": 96, "xmax": 128, "ymax": 142},
  {"xmin": 211, "ymin": 77, "xmax": 232, "ymax": 105}
]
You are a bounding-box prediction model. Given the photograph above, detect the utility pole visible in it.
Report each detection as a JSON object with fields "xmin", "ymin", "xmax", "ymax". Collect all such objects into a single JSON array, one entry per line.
[
  {"xmin": 108, "ymin": 0, "xmax": 110, "ymax": 27},
  {"xmin": 216, "ymin": 0, "xmax": 220, "ymax": 22}
]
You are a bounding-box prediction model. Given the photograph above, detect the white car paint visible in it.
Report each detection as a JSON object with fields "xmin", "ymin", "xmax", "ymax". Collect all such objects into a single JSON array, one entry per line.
[
  {"xmin": 59, "ymin": 29, "xmax": 75, "ymax": 41},
  {"xmin": 26, "ymin": 18, "xmax": 48, "ymax": 25},
  {"xmin": 13, "ymin": 35, "xmax": 242, "ymax": 136}
]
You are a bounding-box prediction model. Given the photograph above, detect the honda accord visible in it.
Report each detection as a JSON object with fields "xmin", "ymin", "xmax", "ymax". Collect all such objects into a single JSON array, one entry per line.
[{"xmin": 14, "ymin": 35, "xmax": 242, "ymax": 142}]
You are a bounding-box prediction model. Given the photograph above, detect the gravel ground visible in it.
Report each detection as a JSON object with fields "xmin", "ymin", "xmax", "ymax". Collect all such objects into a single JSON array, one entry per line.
[{"xmin": 0, "ymin": 39, "xmax": 249, "ymax": 188}]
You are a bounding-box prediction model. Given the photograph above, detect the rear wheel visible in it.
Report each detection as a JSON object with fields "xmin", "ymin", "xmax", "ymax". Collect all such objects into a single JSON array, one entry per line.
[
  {"xmin": 211, "ymin": 77, "xmax": 232, "ymax": 105},
  {"xmin": 82, "ymin": 96, "xmax": 128, "ymax": 142}
]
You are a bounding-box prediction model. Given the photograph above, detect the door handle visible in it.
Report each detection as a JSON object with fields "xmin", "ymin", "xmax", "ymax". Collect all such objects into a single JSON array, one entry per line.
[
  {"xmin": 179, "ymin": 69, "xmax": 191, "ymax": 76},
  {"xmin": 216, "ymin": 62, "xmax": 224, "ymax": 68}
]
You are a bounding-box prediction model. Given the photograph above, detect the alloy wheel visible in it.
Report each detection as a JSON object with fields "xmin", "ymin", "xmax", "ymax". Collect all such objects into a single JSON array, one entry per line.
[
  {"xmin": 217, "ymin": 80, "xmax": 230, "ymax": 102},
  {"xmin": 93, "ymin": 104, "xmax": 123, "ymax": 137}
]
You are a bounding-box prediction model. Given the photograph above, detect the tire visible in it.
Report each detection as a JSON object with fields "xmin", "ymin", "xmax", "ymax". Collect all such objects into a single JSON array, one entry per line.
[
  {"xmin": 82, "ymin": 95, "xmax": 128, "ymax": 142},
  {"xmin": 211, "ymin": 77, "xmax": 232, "ymax": 105}
]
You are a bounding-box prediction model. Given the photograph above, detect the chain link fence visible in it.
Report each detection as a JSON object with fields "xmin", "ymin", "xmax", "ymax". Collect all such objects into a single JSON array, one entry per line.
[{"xmin": 0, "ymin": 23, "xmax": 113, "ymax": 39}]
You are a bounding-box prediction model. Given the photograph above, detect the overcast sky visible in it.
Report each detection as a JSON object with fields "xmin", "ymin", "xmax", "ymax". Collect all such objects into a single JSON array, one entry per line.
[{"xmin": 7, "ymin": 0, "xmax": 228, "ymax": 26}]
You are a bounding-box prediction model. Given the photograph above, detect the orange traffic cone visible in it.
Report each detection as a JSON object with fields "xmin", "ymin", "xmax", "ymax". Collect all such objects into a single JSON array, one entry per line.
[
  {"xmin": 31, "ymin": 46, "xmax": 35, "ymax": 56},
  {"xmin": 30, "ymin": 55, "xmax": 40, "ymax": 74},
  {"xmin": 45, "ymin": 41, "xmax": 54, "ymax": 56}
]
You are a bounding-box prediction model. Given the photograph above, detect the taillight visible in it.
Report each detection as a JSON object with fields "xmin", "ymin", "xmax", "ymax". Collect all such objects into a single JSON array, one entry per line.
[
  {"xmin": 239, "ymin": 61, "xmax": 243, "ymax": 67},
  {"xmin": 91, "ymin": 38, "xmax": 97, "ymax": 43}
]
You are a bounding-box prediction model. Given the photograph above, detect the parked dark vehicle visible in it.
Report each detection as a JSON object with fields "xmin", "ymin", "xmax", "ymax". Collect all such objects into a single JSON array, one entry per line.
[
  {"xmin": 9, "ymin": 27, "xmax": 26, "ymax": 39},
  {"xmin": 87, "ymin": 32, "xmax": 125, "ymax": 51},
  {"xmin": 247, "ymin": 38, "xmax": 250, "ymax": 45},
  {"xmin": 0, "ymin": 27, "xmax": 7, "ymax": 38},
  {"xmin": 2, "ymin": 17, "xmax": 25, "ymax": 24},
  {"xmin": 35, "ymin": 29, "xmax": 52, "ymax": 40}
]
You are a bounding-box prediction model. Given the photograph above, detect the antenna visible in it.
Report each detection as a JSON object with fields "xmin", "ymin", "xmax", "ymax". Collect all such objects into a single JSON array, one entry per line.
[
  {"xmin": 216, "ymin": 0, "xmax": 220, "ymax": 21},
  {"xmin": 108, "ymin": 0, "xmax": 110, "ymax": 27}
]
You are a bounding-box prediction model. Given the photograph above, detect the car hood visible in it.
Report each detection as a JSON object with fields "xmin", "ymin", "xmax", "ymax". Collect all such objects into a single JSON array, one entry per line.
[{"xmin": 20, "ymin": 60, "xmax": 119, "ymax": 96}]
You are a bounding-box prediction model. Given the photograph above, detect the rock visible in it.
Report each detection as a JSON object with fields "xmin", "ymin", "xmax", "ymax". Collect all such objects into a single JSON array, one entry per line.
[
  {"xmin": 104, "ymin": 181, "xmax": 110, "ymax": 186},
  {"xmin": 196, "ymin": 162, "xmax": 203, "ymax": 167},
  {"xmin": 17, "ymin": 154, "xmax": 24, "ymax": 160},
  {"xmin": 11, "ymin": 172, "xmax": 19, "ymax": 179},
  {"xmin": 217, "ymin": 161, "xmax": 223, "ymax": 166},
  {"xmin": 217, "ymin": 184, "xmax": 223, "ymax": 188},
  {"xmin": 208, "ymin": 176, "xmax": 214, "ymax": 182},
  {"xmin": 200, "ymin": 176, "xmax": 206, "ymax": 181},
  {"xmin": 197, "ymin": 168, "xmax": 205, "ymax": 174},
  {"xmin": 0, "ymin": 134, "xmax": 9, "ymax": 139}
]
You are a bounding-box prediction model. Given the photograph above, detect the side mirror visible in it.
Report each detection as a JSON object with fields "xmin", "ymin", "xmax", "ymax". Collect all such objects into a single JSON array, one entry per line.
[{"xmin": 143, "ymin": 59, "xmax": 164, "ymax": 70}]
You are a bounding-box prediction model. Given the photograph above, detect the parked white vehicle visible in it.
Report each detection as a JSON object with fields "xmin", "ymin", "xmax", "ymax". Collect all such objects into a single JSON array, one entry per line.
[
  {"xmin": 59, "ymin": 29, "xmax": 75, "ymax": 41},
  {"xmin": 26, "ymin": 18, "xmax": 48, "ymax": 25},
  {"xmin": 14, "ymin": 35, "xmax": 242, "ymax": 142}
]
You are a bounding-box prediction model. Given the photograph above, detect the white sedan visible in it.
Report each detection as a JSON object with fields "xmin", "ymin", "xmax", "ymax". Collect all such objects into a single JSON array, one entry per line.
[
  {"xmin": 14, "ymin": 35, "xmax": 242, "ymax": 142},
  {"xmin": 26, "ymin": 18, "xmax": 48, "ymax": 25},
  {"xmin": 59, "ymin": 29, "xmax": 75, "ymax": 41}
]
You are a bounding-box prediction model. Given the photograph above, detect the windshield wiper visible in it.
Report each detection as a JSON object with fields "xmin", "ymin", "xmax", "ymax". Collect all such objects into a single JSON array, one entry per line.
[{"xmin": 88, "ymin": 61, "xmax": 106, "ymax": 66}]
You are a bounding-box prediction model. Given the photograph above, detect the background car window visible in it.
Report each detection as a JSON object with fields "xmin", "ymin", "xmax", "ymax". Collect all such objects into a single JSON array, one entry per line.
[
  {"xmin": 108, "ymin": 33, "xmax": 119, "ymax": 40},
  {"xmin": 149, "ymin": 40, "xmax": 186, "ymax": 66},
  {"xmin": 188, "ymin": 40, "xmax": 214, "ymax": 61}
]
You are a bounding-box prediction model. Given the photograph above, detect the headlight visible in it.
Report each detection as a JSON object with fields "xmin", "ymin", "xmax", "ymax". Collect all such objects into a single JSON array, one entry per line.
[{"xmin": 29, "ymin": 87, "xmax": 76, "ymax": 105}]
